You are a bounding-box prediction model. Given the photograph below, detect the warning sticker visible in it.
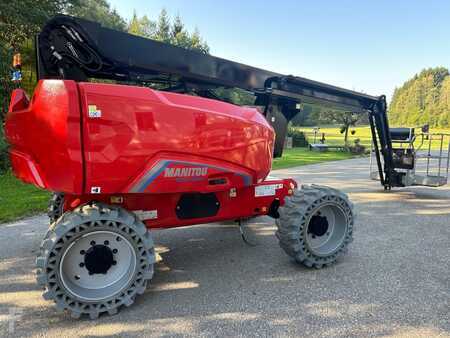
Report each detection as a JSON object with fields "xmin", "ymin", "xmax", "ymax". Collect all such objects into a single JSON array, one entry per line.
[
  {"xmin": 133, "ymin": 210, "xmax": 158, "ymax": 220},
  {"xmin": 255, "ymin": 184, "xmax": 283, "ymax": 197},
  {"xmin": 88, "ymin": 105, "xmax": 102, "ymax": 118}
]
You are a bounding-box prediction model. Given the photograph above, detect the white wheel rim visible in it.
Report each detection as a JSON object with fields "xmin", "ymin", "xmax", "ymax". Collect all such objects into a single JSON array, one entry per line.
[
  {"xmin": 306, "ymin": 203, "xmax": 348, "ymax": 257},
  {"xmin": 59, "ymin": 231, "xmax": 137, "ymax": 301}
]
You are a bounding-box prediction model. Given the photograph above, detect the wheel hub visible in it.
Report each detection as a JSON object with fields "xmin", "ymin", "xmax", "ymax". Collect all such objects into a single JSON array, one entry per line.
[
  {"xmin": 308, "ymin": 214, "xmax": 329, "ymax": 237},
  {"xmin": 84, "ymin": 244, "xmax": 115, "ymax": 275}
]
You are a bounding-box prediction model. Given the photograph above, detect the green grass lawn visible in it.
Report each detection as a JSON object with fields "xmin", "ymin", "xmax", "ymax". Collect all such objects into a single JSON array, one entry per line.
[
  {"xmin": 0, "ymin": 171, "xmax": 50, "ymax": 223},
  {"xmin": 297, "ymin": 126, "xmax": 450, "ymax": 151},
  {"xmin": 272, "ymin": 147, "xmax": 354, "ymax": 170}
]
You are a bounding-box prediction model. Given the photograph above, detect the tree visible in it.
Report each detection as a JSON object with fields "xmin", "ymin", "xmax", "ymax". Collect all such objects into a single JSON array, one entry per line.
[
  {"xmin": 0, "ymin": 0, "xmax": 75, "ymax": 51},
  {"xmin": 140, "ymin": 15, "xmax": 156, "ymax": 37},
  {"xmin": 320, "ymin": 111, "xmax": 360, "ymax": 145},
  {"xmin": 171, "ymin": 15, "xmax": 190, "ymax": 49},
  {"xmin": 154, "ymin": 9, "xmax": 171, "ymax": 43},
  {"xmin": 68, "ymin": 0, "xmax": 127, "ymax": 31},
  {"xmin": 128, "ymin": 11, "xmax": 156, "ymax": 37},
  {"xmin": 189, "ymin": 28, "xmax": 209, "ymax": 54},
  {"xmin": 128, "ymin": 11, "xmax": 141, "ymax": 36},
  {"xmin": 172, "ymin": 15, "xmax": 184, "ymax": 37},
  {"xmin": 0, "ymin": 0, "xmax": 127, "ymax": 51}
]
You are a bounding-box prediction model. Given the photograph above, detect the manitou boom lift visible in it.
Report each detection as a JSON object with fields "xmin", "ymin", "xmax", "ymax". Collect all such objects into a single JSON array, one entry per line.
[{"xmin": 6, "ymin": 15, "xmax": 445, "ymax": 319}]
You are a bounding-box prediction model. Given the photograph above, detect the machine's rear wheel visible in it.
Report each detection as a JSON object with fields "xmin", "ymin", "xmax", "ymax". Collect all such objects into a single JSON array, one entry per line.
[
  {"xmin": 37, "ymin": 203, "xmax": 155, "ymax": 319},
  {"xmin": 48, "ymin": 192, "xmax": 64, "ymax": 223},
  {"xmin": 276, "ymin": 185, "xmax": 354, "ymax": 268}
]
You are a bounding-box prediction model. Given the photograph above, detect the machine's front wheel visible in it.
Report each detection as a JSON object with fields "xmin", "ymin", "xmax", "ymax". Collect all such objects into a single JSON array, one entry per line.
[
  {"xmin": 37, "ymin": 203, "xmax": 155, "ymax": 319},
  {"xmin": 276, "ymin": 185, "xmax": 354, "ymax": 268}
]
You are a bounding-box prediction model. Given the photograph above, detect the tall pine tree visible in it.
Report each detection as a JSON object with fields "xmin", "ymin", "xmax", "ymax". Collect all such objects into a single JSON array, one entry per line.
[{"xmin": 127, "ymin": 9, "xmax": 209, "ymax": 53}]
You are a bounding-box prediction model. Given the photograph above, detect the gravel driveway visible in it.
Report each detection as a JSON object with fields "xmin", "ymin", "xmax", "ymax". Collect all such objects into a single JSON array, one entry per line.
[{"xmin": 0, "ymin": 157, "xmax": 449, "ymax": 337}]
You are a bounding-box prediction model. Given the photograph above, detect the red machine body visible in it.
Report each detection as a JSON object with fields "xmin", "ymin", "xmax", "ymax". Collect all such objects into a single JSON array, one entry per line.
[{"xmin": 5, "ymin": 80, "xmax": 296, "ymax": 228}]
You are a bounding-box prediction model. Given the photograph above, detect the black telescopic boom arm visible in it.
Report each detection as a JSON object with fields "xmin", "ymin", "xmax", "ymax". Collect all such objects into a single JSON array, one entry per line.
[{"xmin": 36, "ymin": 15, "xmax": 399, "ymax": 189}]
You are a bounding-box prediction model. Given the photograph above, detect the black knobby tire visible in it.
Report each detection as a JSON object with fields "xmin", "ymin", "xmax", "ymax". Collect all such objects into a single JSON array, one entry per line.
[
  {"xmin": 48, "ymin": 192, "xmax": 65, "ymax": 223},
  {"xmin": 36, "ymin": 203, "xmax": 155, "ymax": 319},
  {"xmin": 276, "ymin": 184, "xmax": 354, "ymax": 268}
]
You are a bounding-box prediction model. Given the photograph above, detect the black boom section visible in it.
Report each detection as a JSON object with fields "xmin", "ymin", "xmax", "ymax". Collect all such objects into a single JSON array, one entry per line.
[
  {"xmin": 37, "ymin": 15, "xmax": 378, "ymax": 109},
  {"xmin": 37, "ymin": 15, "xmax": 278, "ymax": 88},
  {"xmin": 36, "ymin": 15, "xmax": 401, "ymax": 188}
]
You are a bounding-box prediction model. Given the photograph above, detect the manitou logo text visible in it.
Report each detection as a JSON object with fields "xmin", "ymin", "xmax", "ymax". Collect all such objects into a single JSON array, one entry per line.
[{"xmin": 164, "ymin": 167, "xmax": 208, "ymax": 178}]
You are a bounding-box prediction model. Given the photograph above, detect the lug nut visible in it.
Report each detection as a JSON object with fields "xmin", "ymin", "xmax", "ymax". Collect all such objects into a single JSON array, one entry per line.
[
  {"xmin": 90, "ymin": 240, "xmax": 96, "ymax": 246},
  {"xmin": 80, "ymin": 250, "xmax": 85, "ymax": 255},
  {"xmin": 112, "ymin": 248, "xmax": 118, "ymax": 254},
  {"xmin": 112, "ymin": 260, "xmax": 117, "ymax": 266},
  {"xmin": 116, "ymin": 236, "xmax": 121, "ymax": 242},
  {"xmin": 104, "ymin": 240, "xmax": 109, "ymax": 245},
  {"xmin": 79, "ymin": 262, "xmax": 84, "ymax": 267}
]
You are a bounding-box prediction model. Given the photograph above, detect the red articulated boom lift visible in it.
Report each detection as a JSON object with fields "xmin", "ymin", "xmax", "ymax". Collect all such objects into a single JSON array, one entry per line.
[{"xmin": 5, "ymin": 16, "xmax": 400, "ymax": 318}]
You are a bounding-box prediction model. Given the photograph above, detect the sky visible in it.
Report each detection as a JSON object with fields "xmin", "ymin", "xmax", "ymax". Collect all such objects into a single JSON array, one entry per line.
[{"xmin": 108, "ymin": 0, "xmax": 450, "ymax": 100}]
